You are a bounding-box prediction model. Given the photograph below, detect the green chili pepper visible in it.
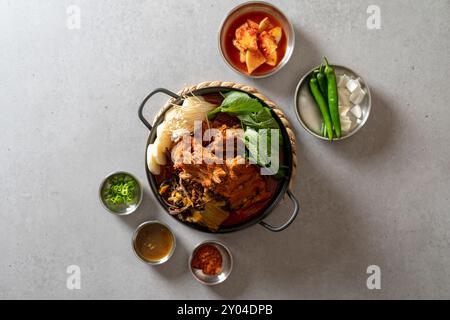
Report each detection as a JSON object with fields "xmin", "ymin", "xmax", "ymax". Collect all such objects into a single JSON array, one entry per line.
[
  {"xmin": 317, "ymin": 65, "xmax": 328, "ymax": 99},
  {"xmin": 323, "ymin": 57, "xmax": 341, "ymax": 138},
  {"xmin": 309, "ymin": 76, "xmax": 333, "ymax": 141},
  {"xmin": 322, "ymin": 121, "xmax": 328, "ymax": 138}
]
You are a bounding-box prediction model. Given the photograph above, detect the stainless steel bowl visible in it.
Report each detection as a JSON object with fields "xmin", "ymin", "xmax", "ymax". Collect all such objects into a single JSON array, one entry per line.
[
  {"xmin": 218, "ymin": 1, "xmax": 295, "ymax": 79},
  {"xmin": 132, "ymin": 221, "xmax": 176, "ymax": 265},
  {"xmin": 189, "ymin": 240, "xmax": 233, "ymax": 286},
  {"xmin": 99, "ymin": 171, "xmax": 143, "ymax": 215},
  {"xmin": 295, "ymin": 65, "xmax": 372, "ymax": 141}
]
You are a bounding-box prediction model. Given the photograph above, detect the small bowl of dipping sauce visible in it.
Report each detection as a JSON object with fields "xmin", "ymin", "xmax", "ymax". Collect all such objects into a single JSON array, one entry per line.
[
  {"xmin": 189, "ymin": 240, "xmax": 233, "ymax": 285},
  {"xmin": 132, "ymin": 221, "xmax": 176, "ymax": 265}
]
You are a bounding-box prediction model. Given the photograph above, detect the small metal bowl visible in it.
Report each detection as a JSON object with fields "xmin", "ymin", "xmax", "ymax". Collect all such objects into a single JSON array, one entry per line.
[
  {"xmin": 189, "ymin": 240, "xmax": 233, "ymax": 286},
  {"xmin": 295, "ymin": 65, "xmax": 372, "ymax": 141},
  {"xmin": 132, "ymin": 221, "xmax": 176, "ymax": 265},
  {"xmin": 218, "ymin": 1, "xmax": 295, "ymax": 78},
  {"xmin": 99, "ymin": 171, "xmax": 143, "ymax": 215}
]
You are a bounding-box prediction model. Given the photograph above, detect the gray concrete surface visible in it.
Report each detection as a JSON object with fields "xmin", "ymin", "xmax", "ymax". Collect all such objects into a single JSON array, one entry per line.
[{"xmin": 1, "ymin": 0, "xmax": 449, "ymax": 299}]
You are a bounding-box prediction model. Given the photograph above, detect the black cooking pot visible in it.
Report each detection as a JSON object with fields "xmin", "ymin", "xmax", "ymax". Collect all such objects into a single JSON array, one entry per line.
[{"xmin": 138, "ymin": 87, "xmax": 300, "ymax": 233}]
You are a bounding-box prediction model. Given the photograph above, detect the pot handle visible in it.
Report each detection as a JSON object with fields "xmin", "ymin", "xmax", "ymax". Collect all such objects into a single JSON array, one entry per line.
[
  {"xmin": 259, "ymin": 190, "xmax": 300, "ymax": 232},
  {"xmin": 138, "ymin": 88, "xmax": 180, "ymax": 131}
]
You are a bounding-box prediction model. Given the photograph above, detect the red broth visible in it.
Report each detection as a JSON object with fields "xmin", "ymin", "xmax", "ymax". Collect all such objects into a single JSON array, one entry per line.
[{"xmin": 223, "ymin": 11, "xmax": 288, "ymax": 76}]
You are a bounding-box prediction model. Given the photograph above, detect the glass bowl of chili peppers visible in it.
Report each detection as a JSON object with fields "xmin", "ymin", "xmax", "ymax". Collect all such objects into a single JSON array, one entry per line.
[
  {"xmin": 189, "ymin": 240, "xmax": 233, "ymax": 286},
  {"xmin": 99, "ymin": 171, "xmax": 143, "ymax": 215}
]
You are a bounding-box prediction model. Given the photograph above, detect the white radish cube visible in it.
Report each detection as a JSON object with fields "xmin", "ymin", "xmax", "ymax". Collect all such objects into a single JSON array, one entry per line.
[
  {"xmin": 339, "ymin": 105, "xmax": 350, "ymax": 117},
  {"xmin": 350, "ymin": 105, "xmax": 363, "ymax": 119},
  {"xmin": 340, "ymin": 114, "xmax": 350, "ymax": 122},
  {"xmin": 341, "ymin": 118, "xmax": 352, "ymax": 133},
  {"xmin": 339, "ymin": 104, "xmax": 350, "ymax": 112},
  {"xmin": 356, "ymin": 119, "xmax": 362, "ymax": 124},
  {"xmin": 346, "ymin": 78, "xmax": 361, "ymax": 93},
  {"xmin": 338, "ymin": 74, "xmax": 350, "ymax": 88},
  {"xmin": 338, "ymin": 88, "xmax": 351, "ymax": 107},
  {"xmin": 350, "ymin": 87, "xmax": 366, "ymax": 105}
]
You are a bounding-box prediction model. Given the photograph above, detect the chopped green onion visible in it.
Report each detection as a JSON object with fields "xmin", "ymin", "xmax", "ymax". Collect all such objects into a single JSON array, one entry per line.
[{"xmin": 103, "ymin": 174, "xmax": 139, "ymax": 206}]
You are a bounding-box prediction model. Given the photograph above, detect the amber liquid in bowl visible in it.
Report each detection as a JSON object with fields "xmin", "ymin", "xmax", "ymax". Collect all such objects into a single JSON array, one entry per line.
[{"xmin": 134, "ymin": 223, "xmax": 174, "ymax": 263}]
